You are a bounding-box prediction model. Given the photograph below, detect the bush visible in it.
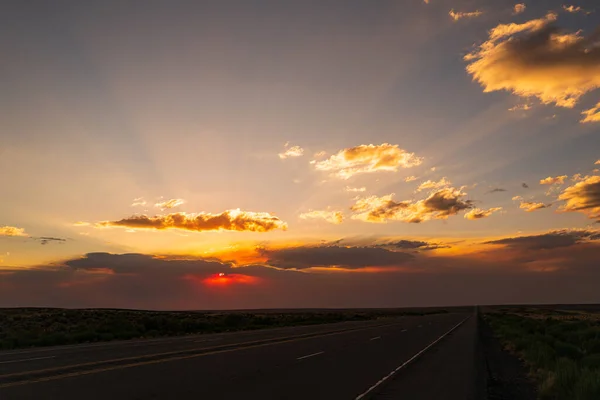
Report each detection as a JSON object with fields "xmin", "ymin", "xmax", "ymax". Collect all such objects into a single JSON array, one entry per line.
[{"xmin": 573, "ymin": 369, "xmax": 600, "ymax": 400}]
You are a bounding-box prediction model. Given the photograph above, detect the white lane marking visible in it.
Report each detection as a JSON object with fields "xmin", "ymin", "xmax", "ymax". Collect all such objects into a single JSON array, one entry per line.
[
  {"xmin": 296, "ymin": 351, "xmax": 324, "ymax": 360},
  {"xmin": 400, "ymin": 329, "xmax": 407, "ymax": 333},
  {"xmin": 354, "ymin": 316, "xmax": 470, "ymax": 400},
  {"xmin": 369, "ymin": 336, "xmax": 381, "ymax": 341},
  {"xmin": 0, "ymin": 356, "xmax": 55, "ymax": 365}
]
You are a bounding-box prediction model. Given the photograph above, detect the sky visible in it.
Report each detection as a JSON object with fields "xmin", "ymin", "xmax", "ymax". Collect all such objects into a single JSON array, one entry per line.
[{"xmin": 1, "ymin": 0, "xmax": 600, "ymax": 309}]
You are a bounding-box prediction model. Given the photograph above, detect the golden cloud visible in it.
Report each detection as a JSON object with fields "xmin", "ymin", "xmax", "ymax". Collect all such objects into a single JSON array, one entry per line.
[
  {"xmin": 351, "ymin": 187, "xmax": 474, "ymax": 223},
  {"xmin": 520, "ymin": 201, "xmax": 552, "ymax": 212},
  {"xmin": 513, "ymin": 3, "xmax": 526, "ymax": 15},
  {"xmin": 466, "ymin": 12, "xmax": 600, "ymax": 109},
  {"xmin": 417, "ymin": 177, "xmax": 451, "ymax": 192},
  {"xmin": 131, "ymin": 197, "xmax": 147, "ymax": 207},
  {"xmin": 558, "ymin": 175, "xmax": 600, "ymax": 220},
  {"xmin": 404, "ymin": 176, "xmax": 418, "ymax": 182},
  {"xmin": 97, "ymin": 209, "xmax": 287, "ymax": 233},
  {"xmin": 345, "ymin": 186, "xmax": 366, "ymax": 193},
  {"xmin": 449, "ymin": 9, "xmax": 484, "ymax": 21},
  {"xmin": 562, "ymin": 5, "xmax": 591, "ymax": 14},
  {"xmin": 508, "ymin": 103, "xmax": 532, "ymax": 112},
  {"xmin": 581, "ymin": 102, "xmax": 600, "ymax": 123},
  {"xmin": 155, "ymin": 198, "xmax": 185, "ymax": 209},
  {"xmin": 540, "ymin": 175, "xmax": 568, "ymax": 185},
  {"xmin": 0, "ymin": 226, "xmax": 27, "ymax": 237},
  {"xmin": 312, "ymin": 143, "xmax": 422, "ymax": 179},
  {"xmin": 464, "ymin": 207, "xmax": 502, "ymax": 220},
  {"xmin": 596, "ymin": 160, "xmax": 600, "ymax": 165},
  {"xmin": 279, "ymin": 145, "xmax": 304, "ymax": 159},
  {"xmin": 298, "ymin": 210, "xmax": 344, "ymax": 224}
]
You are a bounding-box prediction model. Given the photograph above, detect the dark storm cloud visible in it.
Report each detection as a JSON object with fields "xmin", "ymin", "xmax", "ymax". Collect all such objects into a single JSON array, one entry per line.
[
  {"xmin": 259, "ymin": 245, "xmax": 414, "ymax": 269},
  {"xmin": 377, "ymin": 240, "xmax": 449, "ymax": 251},
  {"xmin": 484, "ymin": 229, "xmax": 600, "ymax": 250},
  {"xmin": 34, "ymin": 237, "xmax": 67, "ymax": 245}
]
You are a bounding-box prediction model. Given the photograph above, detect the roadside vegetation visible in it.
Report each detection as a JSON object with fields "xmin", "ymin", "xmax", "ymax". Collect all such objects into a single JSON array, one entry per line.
[
  {"xmin": 486, "ymin": 308, "xmax": 600, "ymax": 400},
  {"xmin": 0, "ymin": 307, "xmax": 450, "ymax": 350}
]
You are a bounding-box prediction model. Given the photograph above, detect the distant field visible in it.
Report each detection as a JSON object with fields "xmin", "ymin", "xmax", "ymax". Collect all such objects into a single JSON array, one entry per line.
[
  {"xmin": 485, "ymin": 306, "xmax": 600, "ymax": 400},
  {"xmin": 0, "ymin": 307, "xmax": 458, "ymax": 350}
]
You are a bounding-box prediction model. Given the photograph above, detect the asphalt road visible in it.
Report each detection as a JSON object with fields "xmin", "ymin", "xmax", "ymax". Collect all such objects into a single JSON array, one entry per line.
[{"xmin": 0, "ymin": 312, "xmax": 475, "ymax": 400}]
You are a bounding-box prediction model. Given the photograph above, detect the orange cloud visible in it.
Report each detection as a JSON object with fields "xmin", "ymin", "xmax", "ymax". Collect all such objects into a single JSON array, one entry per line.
[
  {"xmin": 513, "ymin": 3, "xmax": 526, "ymax": 15},
  {"xmin": 465, "ymin": 12, "xmax": 600, "ymax": 109},
  {"xmin": 508, "ymin": 103, "xmax": 532, "ymax": 112},
  {"xmin": 131, "ymin": 197, "xmax": 147, "ymax": 207},
  {"xmin": 345, "ymin": 186, "xmax": 366, "ymax": 193},
  {"xmin": 312, "ymin": 143, "xmax": 422, "ymax": 179},
  {"xmin": 581, "ymin": 102, "xmax": 600, "ymax": 123},
  {"xmin": 0, "ymin": 226, "xmax": 27, "ymax": 237},
  {"xmin": 417, "ymin": 177, "xmax": 451, "ymax": 192},
  {"xmin": 351, "ymin": 187, "xmax": 474, "ymax": 223},
  {"xmin": 279, "ymin": 145, "xmax": 304, "ymax": 159},
  {"xmin": 562, "ymin": 5, "xmax": 592, "ymax": 14},
  {"xmin": 558, "ymin": 175, "xmax": 600, "ymax": 221},
  {"xmin": 464, "ymin": 207, "xmax": 502, "ymax": 220},
  {"xmin": 449, "ymin": 9, "xmax": 483, "ymax": 21},
  {"xmin": 404, "ymin": 176, "xmax": 418, "ymax": 182},
  {"xmin": 520, "ymin": 201, "xmax": 552, "ymax": 212},
  {"xmin": 540, "ymin": 175, "xmax": 568, "ymax": 185},
  {"xmin": 299, "ymin": 210, "xmax": 344, "ymax": 224},
  {"xmin": 97, "ymin": 209, "xmax": 287, "ymax": 233},
  {"xmin": 155, "ymin": 198, "xmax": 185, "ymax": 210}
]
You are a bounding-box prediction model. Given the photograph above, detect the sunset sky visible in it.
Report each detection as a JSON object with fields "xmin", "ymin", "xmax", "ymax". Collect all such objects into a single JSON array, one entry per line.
[{"xmin": 2, "ymin": 0, "xmax": 600, "ymax": 309}]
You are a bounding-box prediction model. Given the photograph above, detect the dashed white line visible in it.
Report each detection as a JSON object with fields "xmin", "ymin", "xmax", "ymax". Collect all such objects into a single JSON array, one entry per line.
[
  {"xmin": 296, "ymin": 351, "xmax": 324, "ymax": 360},
  {"xmin": 369, "ymin": 336, "xmax": 381, "ymax": 341},
  {"xmin": 354, "ymin": 316, "xmax": 470, "ymax": 400},
  {"xmin": 0, "ymin": 356, "xmax": 56, "ymax": 365}
]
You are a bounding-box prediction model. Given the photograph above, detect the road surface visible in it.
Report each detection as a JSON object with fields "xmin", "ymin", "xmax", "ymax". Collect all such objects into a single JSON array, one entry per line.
[{"xmin": 0, "ymin": 312, "xmax": 476, "ymax": 399}]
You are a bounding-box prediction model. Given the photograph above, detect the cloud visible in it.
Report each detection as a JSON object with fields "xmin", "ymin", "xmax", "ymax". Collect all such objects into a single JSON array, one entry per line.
[
  {"xmin": 260, "ymin": 245, "xmax": 414, "ymax": 270},
  {"xmin": 519, "ymin": 201, "xmax": 552, "ymax": 212},
  {"xmin": 404, "ymin": 176, "xmax": 418, "ymax": 182},
  {"xmin": 540, "ymin": 175, "xmax": 568, "ymax": 185},
  {"xmin": 0, "ymin": 226, "xmax": 27, "ymax": 237},
  {"xmin": 34, "ymin": 237, "xmax": 67, "ymax": 245},
  {"xmin": 465, "ymin": 12, "xmax": 600, "ymax": 109},
  {"xmin": 562, "ymin": 5, "xmax": 592, "ymax": 14},
  {"xmin": 351, "ymin": 187, "xmax": 474, "ymax": 223},
  {"xmin": 485, "ymin": 229, "xmax": 600, "ymax": 250},
  {"xmin": 595, "ymin": 160, "xmax": 600, "ymax": 165},
  {"xmin": 311, "ymin": 143, "xmax": 422, "ymax": 179},
  {"xmin": 376, "ymin": 239, "xmax": 448, "ymax": 251},
  {"xmin": 131, "ymin": 197, "xmax": 147, "ymax": 207},
  {"xmin": 522, "ymin": 183, "xmax": 529, "ymax": 188},
  {"xmin": 97, "ymin": 209, "xmax": 287, "ymax": 233},
  {"xmin": 464, "ymin": 207, "xmax": 503, "ymax": 220},
  {"xmin": 313, "ymin": 151, "xmax": 327, "ymax": 158},
  {"xmin": 513, "ymin": 3, "xmax": 526, "ymax": 15},
  {"xmin": 345, "ymin": 186, "xmax": 366, "ymax": 193},
  {"xmin": 512, "ymin": 195, "xmax": 523, "ymax": 201},
  {"xmin": 558, "ymin": 175, "xmax": 600, "ymax": 221},
  {"xmin": 279, "ymin": 145, "xmax": 304, "ymax": 159},
  {"xmin": 416, "ymin": 177, "xmax": 451, "ymax": 192},
  {"xmin": 581, "ymin": 102, "xmax": 600, "ymax": 123},
  {"xmin": 449, "ymin": 9, "xmax": 484, "ymax": 21},
  {"xmin": 155, "ymin": 198, "xmax": 185, "ymax": 210},
  {"xmin": 508, "ymin": 103, "xmax": 532, "ymax": 111},
  {"xmin": 299, "ymin": 210, "xmax": 344, "ymax": 224},
  {"xmin": 486, "ymin": 188, "xmax": 507, "ymax": 194}
]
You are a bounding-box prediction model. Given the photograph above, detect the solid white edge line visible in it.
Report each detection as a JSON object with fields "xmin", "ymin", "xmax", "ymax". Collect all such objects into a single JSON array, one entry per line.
[
  {"xmin": 0, "ymin": 356, "xmax": 56, "ymax": 365},
  {"xmin": 296, "ymin": 351, "xmax": 324, "ymax": 360},
  {"xmin": 354, "ymin": 316, "xmax": 470, "ymax": 400}
]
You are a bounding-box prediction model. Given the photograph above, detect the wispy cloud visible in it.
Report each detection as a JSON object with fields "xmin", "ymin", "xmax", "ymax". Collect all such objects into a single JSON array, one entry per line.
[
  {"xmin": 486, "ymin": 188, "xmax": 506, "ymax": 194},
  {"xmin": 508, "ymin": 103, "xmax": 531, "ymax": 112},
  {"xmin": 485, "ymin": 229, "xmax": 600, "ymax": 250},
  {"xmin": 416, "ymin": 177, "xmax": 451, "ymax": 192},
  {"xmin": 312, "ymin": 143, "xmax": 422, "ymax": 179},
  {"xmin": 345, "ymin": 186, "xmax": 366, "ymax": 193},
  {"xmin": 562, "ymin": 5, "xmax": 592, "ymax": 14},
  {"xmin": 520, "ymin": 201, "xmax": 552, "ymax": 212},
  {"xmin": 540, "ymin": 175, "xmax": 568, "ymax": 185},
  {"xmin": 465, "ymin": 12, "xmax": 600, "ymax": 110},
  {"xmin": 299, "ymin": 210, "xmax": 344, "ymax": 224},
  {"xmin": 449, "ymin": 9, "xmax": 484, "ymax": 21},
  {"xmin": 97, "ymin": 210, "xmax": 287, "ymax": 233},
  {"xmin": 279, "ymin": 145, "xmax": 304, "ymax": 159},
  {"xmin": 464, "ymin": 207, "xmax": 502, "ymax": 220},
  {"xmin": 155, "ymin": 198, "xmax": 185, "ymax": 210},
  {"xmin": 404, "ymin": 176, "xmax": 418, "ymax": 182},
  {"xmin": 581, "ymin": 102, "xmax": 600, "ymax": 123},
  {"xmin": 131, "ymin": 197, "xmax": 147, "ymax": 207}
]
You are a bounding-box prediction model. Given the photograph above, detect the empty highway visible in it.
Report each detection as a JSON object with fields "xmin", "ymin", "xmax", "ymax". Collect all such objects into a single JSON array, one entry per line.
[{"xmin": 0, "ymin": 312, "xmax": 477, "ymax": 400}]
